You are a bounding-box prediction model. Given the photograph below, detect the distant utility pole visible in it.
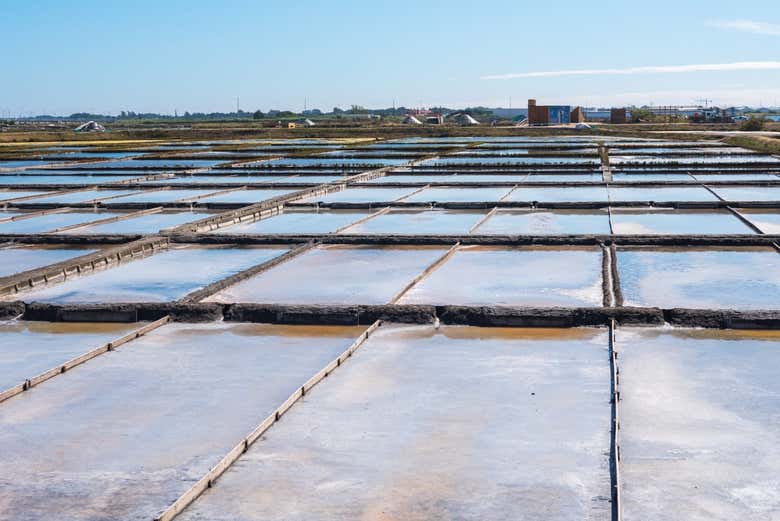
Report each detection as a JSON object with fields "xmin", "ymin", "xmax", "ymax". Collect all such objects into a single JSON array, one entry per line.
[
  {"xmin": 236, "ymin": 96, "xmax": 240, "ymax": 113},
  {"xmin": 304, "ymin": 97, "xmax": 307, "ymax": 112}
]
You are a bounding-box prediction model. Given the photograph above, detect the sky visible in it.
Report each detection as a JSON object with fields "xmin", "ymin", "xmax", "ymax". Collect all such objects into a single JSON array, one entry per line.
[{"xmin": 2, "ymin": 0, "xmax": 780, "ymax": 115}]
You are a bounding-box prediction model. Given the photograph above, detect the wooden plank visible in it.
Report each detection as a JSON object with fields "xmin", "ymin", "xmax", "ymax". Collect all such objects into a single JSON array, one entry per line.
[
  {"xmin": 467, "ymin": 207, "xmax": 497, "ymax": 234},
  {"xmin": 726, "ymin": 207, "xmax": 769, "ymax": 235},
  {"xmin": 388, "ymin": 243, "xmax": 460, "ymax": 304},
  {"xmin": 44, "ymin": 206, "xmax": 165, "ymax": 234},
  {"xmin": 0, "ymin": 206, "xmax": 73, "ymax": 224},
  {"xmin": 332, "ymin": 206, "xmax": 391, "ymax": 234},
  {"xmin": 392, "ymin": 184, "xmax": 429, "ymax": 202},
  {"xmin": 0, "ymin": 236, "xmax": 169, "ymax": 298},
  {"xmin": 609, "ymin": 321, "xmax": 623, "ymax": 521},
  {"xmin": 0, "ymin": 315, "xmax": 170, "ymax": 404},
  {"xmin": 154, "ymin": 320, "xmax": 382, "ymax": 521},
  {"xmin": 177, "ymin": 242, "xmax": 317, "ymax": 303}
]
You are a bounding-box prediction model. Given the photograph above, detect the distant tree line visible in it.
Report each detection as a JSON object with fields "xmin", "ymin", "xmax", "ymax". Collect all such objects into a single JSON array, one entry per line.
[{"xmin": 21, "ymin": 105, "xmax": 488, "ymax": 122}]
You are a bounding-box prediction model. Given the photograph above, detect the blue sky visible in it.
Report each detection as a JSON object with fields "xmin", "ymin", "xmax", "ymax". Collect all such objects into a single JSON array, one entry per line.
[{"xmin": 2, "ymin": 0, "xmax": 780, "ymax": 115}]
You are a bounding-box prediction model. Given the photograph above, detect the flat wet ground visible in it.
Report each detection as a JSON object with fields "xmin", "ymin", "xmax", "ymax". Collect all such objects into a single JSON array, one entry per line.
[
  {"xmin": 0, "ymin": 174, "xmax": 147, "ymax": 185},
  {"xmin": 0, "ymin": 160, "xmax": 67, "ymax": 169},
  {"xmin": 305, "ymin": 187, "xmax": 417, "ymax": 203},
  {"xmin": 0, "ymin": 246, "xmax": 95, "ymax": 278},
  {"xmin": 11, "ymin": 245, "xmax": 288, "ymax": 303},
  {"xmin": 0, "ymin": 211, "xmax": 120, "ymax": 234},
  {"xmin": 266, "ymin": 158, "xmax": 408, "ymax": 167},
  {"xmin": 617, "ymin": 247, "xmax": 780, "ymax": 309},
  {"xmin": 0, "ymin": 190, "xmax": 54, "ymax": 201},
  {"xmin": 474, "ymin": 209, "xmax": 611, "ymax": 234},
  {"xmin": 141, "ymin": 174, "xmax": 291, "ymax": 184},
  {"xmin": 612, "ymin": 173, "xmax": 693, "ymax": 182},
  {"xmin": 206, "ymin": 245, "xmax": 446, "ymax": 304},
  {"xmin": 608, "ymin": 186, "xmax": 718, "ymax": 202},
  {"xmin": 26, "ymin": 189, "xmax": 141, "ymax": 204},
  {"xmin": 0, "ymin": 320, "xmax": 139, "ymax": 392},
  {"xmin": 368, "ymin": 174, "xmax": 530, "ymax": 184},
  {"xmin": 104, "ymin": 189, "xmax": 222, "ymax": 203},
  {"xmin": 0, "ymin": 322, "xmax": 362, "ymax": 521},
  {"xmin": 617, "ymin": 328, "xmax": 780, "ymax": 521},
  {"xmin": 214, "ymin": 209, "xmax": 372, "ymax": 234},
  {"xmin": 400, "ymin": 246, "xmax": 604, "ymax": 307},
  {"xmin": 710, "ymin": 186, "xmax": 780, "ymax": 202},
  {"xmin": 72, "ymin": 159, "xmax": 224, "ymax": 169},
  {"xmin": 506, "ymin": 186, "xmax": 609, "ymax": 202},
  {"xmin": 527, "ymin": 173, "xmax": 603, "ymax": 182},
  {"xmin": 692, "ymin": 173, "xmax": 780, "ymax": 181},
  {"xmin": 66, "ymin": 211, "xmax": 213, "ymax": 234},
  {"xmin": 427, "ymin": 156, "xmax": 600, "ymax": 166},
  {"xmin": 611, "ymin": 155, "xmax": 778, "ymax": 165},
  {"xmin": 610, "ymin": 209, "xmax": 753, "ymax": 235},
  {"xmin": 196, "ymin": 188, "xmax": 295, "ymax": 203},
  {"xmin": 404, "ymin": 187, "xmax": 514, "ymax": 202},
  {"xmin": 176, "ymin": 324, "xmax": 612, "ymax": 521},
  {"xmin": 737, "ymin": 209, "xmax": 780, "ymax": 233},
  {"xmin": 342, "ymin": 209, "xmax": 486, "ymax": 234}
]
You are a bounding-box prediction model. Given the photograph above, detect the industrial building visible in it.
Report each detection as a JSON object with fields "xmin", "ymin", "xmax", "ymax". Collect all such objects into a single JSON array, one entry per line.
[
  {"xmin": 527, "ymin": 99, "xmax": 585, "ymax": 125},
  {"xmin": 610, "ymin": 108, "xmax": 628, "ymax": 124},
  {"xmin": 583, "ymin": 109, "xmax": 611, "ymax": 122}
]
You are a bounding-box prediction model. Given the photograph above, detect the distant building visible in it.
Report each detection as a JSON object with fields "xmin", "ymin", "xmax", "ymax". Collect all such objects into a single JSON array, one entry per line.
[
  {"xmin": 409, "ymin": 108, "xmax": 434, "ymax": 116},
  {"xmin": 424, "ymin": 114, "xmax": 444, "ymax": 125},
  {"xmin": 583, "ymin": 109, "xmax": 611, "ymax": 122},
  {"xmin": 610, "ymin": 108, "xmax": 627, "ymax": 124},
  {"xmin": 645, "ymin": 106, "xmax": 701, "ymax": 118},
  {"xmin": 402, "ymin": 115, "xmax": 423, "ymax": 125},
  {"xmin": 527, "ymin": 99, "xmax": 584, "ymax": 125}
]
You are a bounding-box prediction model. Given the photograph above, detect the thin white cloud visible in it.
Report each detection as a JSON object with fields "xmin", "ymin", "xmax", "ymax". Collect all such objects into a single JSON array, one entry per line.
[
  {"xmin": 481, "ymin": 61, "xmax": 780, "ymax": 80},
  {"xmin": 572, "ymin": 87, "xmax": 780, "ymax": 108},
  {"xmin": 442, "ymin": 86, "xmax": 780, "ymax": 110},
  {"xmin": 706, "ymin": 19, "xmax": 780, "ymax": 36}
]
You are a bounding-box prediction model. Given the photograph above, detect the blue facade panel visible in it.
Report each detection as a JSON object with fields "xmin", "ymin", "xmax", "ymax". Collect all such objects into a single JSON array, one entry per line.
[{"xmin": 548, "ymin": 106, "xmax": 571, "ymax": 124}]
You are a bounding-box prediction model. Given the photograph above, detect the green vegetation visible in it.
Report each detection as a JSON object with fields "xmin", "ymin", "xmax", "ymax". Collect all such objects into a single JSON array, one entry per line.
[
  {"xmin": 629, "ymin": 108, "xmax": 653, "ymax": 123},
  {"xmin": 739, "ymin": 116, "xmax": 767, "ymax": 131},
  {"xmin": 725, "ymin": 135, "xmax": 780, "ymax": 155}
]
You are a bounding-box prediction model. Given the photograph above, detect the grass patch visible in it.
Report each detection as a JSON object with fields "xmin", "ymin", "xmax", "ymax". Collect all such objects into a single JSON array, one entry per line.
[{"xmin": 726, "ymin": 135, "xmax": 780, "ymax": 155}]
